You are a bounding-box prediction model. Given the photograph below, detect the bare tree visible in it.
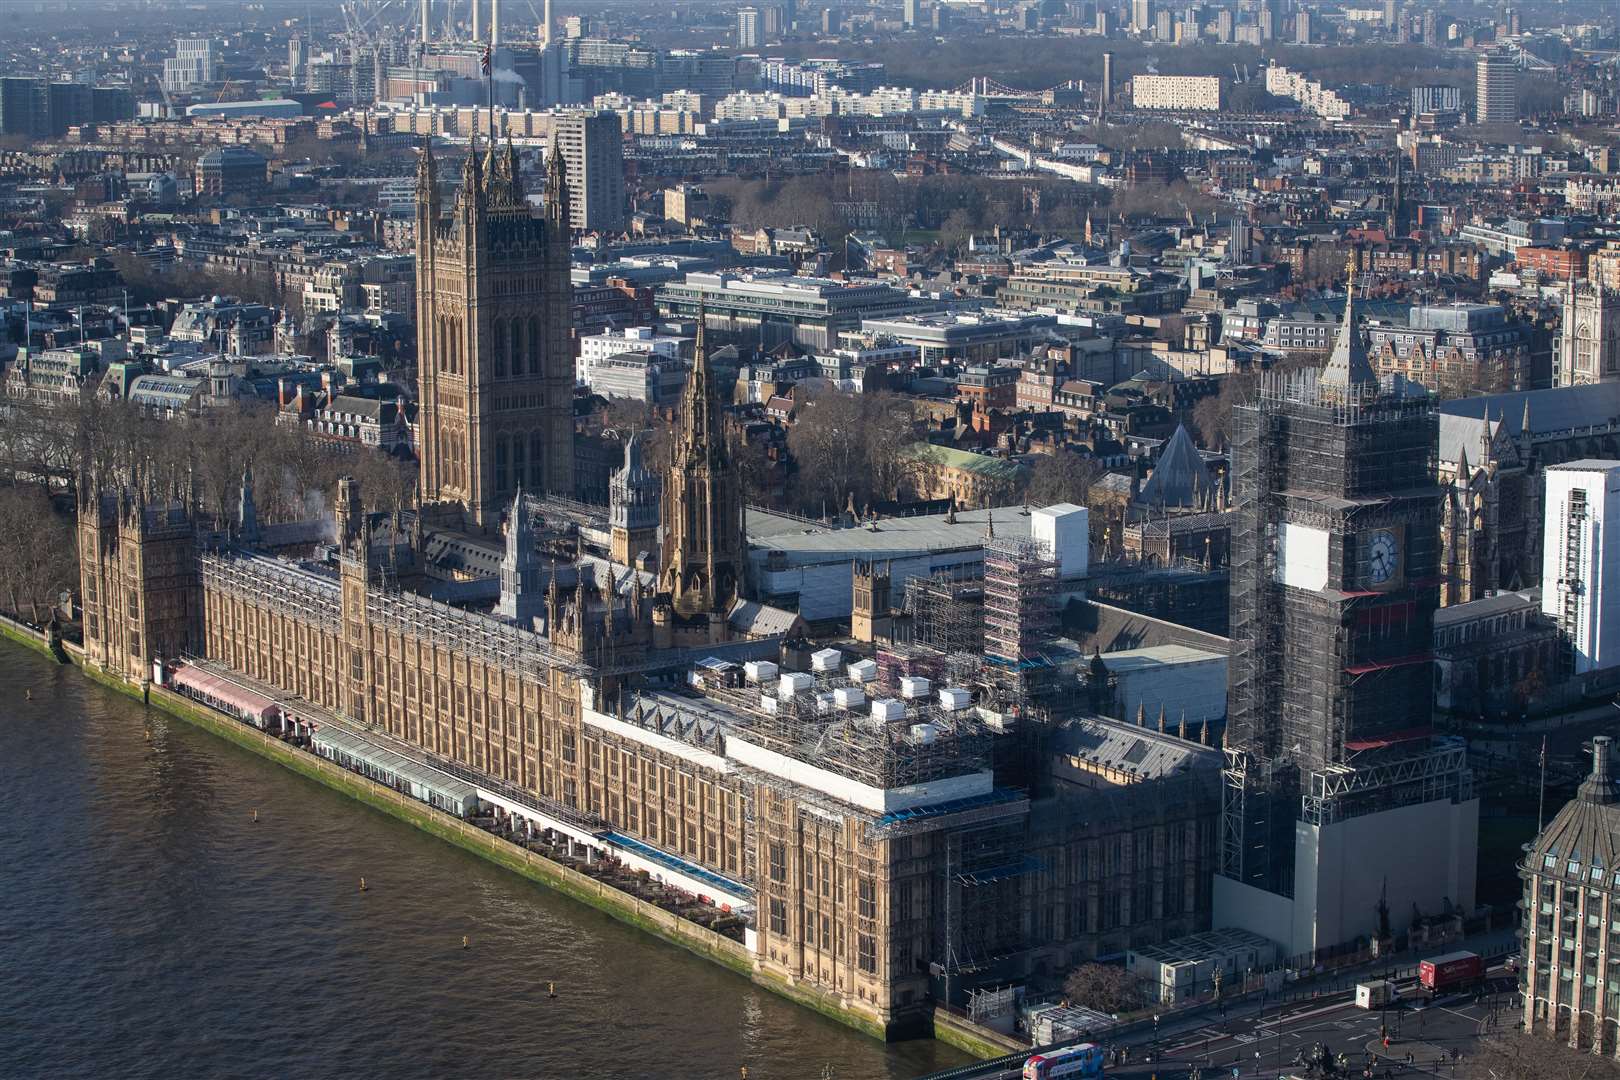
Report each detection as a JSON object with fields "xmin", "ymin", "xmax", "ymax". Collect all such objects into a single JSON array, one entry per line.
[
  {"xmin": 0, "ymin": 486, "xmax": 78, "ymax": 625},
  {"xmin": 786, "ymin": 390, "xmax": 916, "ymax": 517},
  {"xmin": 1464, "ymin": 1034, "xmax": 1613, "ymax": 1080},
  {"xmin": 1061, "ymin": 962, "xmax": 1145, "ymax": 1015},
  {"xmin": 1024, "ymin": 450, "xmax": 1104, "ymax": 508}
]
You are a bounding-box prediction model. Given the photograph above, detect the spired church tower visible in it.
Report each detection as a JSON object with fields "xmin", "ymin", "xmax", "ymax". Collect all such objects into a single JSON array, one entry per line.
[
  {"xmin": 658, "ymin": 308, "xmax": 746, "ymax": 640},
  {"xmin": 415, "ymin": 136, "xmax": 574, "ymax": 529}
]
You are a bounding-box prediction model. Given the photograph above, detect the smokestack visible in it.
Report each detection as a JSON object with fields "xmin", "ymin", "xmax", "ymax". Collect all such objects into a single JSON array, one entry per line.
[
  {"xmin": 491, "ymin": 0, "xmax": 500, "ymax": 46},
  {"xmin": 543, "ymin": 0, "xmax": 552, "ymax": 46},
  {"xmin": 471, "ymin": 0, "xmax": 480, "ymax": 41},
  {"xmin": 1101, "ymin": 51, "xmax": 1114, "ymax": 115},
  {"xmin": 421, "ymin": 0, "xmax": 430, "ymax": 43}
]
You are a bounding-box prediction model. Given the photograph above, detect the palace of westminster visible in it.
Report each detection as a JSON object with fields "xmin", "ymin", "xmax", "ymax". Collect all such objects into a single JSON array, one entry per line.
[{"xmin": 75, "ymin": 136, "xmax": 1480, "ymax": 1037}]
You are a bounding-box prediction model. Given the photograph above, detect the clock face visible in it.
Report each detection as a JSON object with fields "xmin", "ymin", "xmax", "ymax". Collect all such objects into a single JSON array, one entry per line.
[{"xmin": 1367, "ymin": 529, "xmax": 1400, "ymax": 585}]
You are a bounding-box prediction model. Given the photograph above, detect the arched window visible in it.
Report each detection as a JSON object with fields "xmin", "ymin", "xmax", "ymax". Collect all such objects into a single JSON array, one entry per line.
[
  {"xmin": 529, "ymin": 316, "xmax": 543, "ymax": 375},
  {"xmin": 493, "ymin": 319, "xmax": 508, "ymax": 378},
  {"xmin": 511, "ymin": 434, "xmax": 526, "ymax": 494},
  {"xmin": 530, "ymin": 432, "xmax": 545, "ymax": 490},
  {"xmin": 511, "ymin": 318, "xmax": 526, "ymax": 377},
  {"xmin": 436, "ymin": 318, "xmax": 448, "ymax": 372},
  {"xmin": 494, "ymin": 434, "xmax": 510, "ymax": 493}
]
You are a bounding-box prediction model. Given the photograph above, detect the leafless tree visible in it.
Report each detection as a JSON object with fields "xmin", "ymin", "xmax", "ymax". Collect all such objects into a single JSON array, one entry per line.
[
  {"xmin": 1464, "ymin": 1033, "xmax": 1613, "ymax": 1080},
  {"xmin": 786, "ymin": 390, "xmax": 916, "ymax": 517},
  {"xmin": 1061, "ymin": 962, "xmax": 1145, "ymax": 1016},
  {"xmin": 1024, "ymin": 450, "xmax": 1104, "ymax": 508},
  {"xmin": 0, "ymin": 485, "xmax": 78, "ymax": 625}
]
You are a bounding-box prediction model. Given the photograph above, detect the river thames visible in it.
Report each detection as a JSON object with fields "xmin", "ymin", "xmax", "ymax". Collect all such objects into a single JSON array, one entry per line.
[{"xmin": 0, "ymin": 645, "xmax": 968, "ymax": 1080}]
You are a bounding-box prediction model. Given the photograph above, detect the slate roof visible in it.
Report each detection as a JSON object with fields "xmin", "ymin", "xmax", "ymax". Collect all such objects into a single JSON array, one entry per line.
[
  {"xmin": 1529, "ymin": 736, "xmax": 1620, "ymax": 887},
  {"xmin": 1137, "ymin": 424, "xmax": 1216, "ymax": 510}
]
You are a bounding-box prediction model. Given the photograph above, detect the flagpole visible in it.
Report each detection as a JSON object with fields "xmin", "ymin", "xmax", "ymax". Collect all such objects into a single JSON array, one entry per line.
[{"xmin": 1537, "ymin": 734, "xmax": 1547, "ymax": 834}]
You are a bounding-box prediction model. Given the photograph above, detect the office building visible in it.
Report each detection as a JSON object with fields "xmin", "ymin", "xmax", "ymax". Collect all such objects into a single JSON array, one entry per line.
[
  {"xmin": 1295, "ymin": 9, "xmax": 1312, "ymax": 44},
  {"xmin": 1475, "ymin": 49, "xmax": 1519, "ymax": 125},
  {"xmin": 1542, "ymin": 462, "xmax": 1620, "ymax": 676},
  {"xmin": 0, "ymin": 77, "xmax": 49, "ymax": 136},
  {"xmin": 1214, "ymin": 281, "xmax": 1477, "ymax": 956},
  {"xmin": 903, "ymin": 0, "xmax": 920, "ymax": 29},
  {"xmin": 551, "ymin": 110, "xmax": 626, "ymax": 234},
  {"xmin": 193, "ymin": 147, "xmax": 268, "ymax": 200},
  {"xmin": 657, "ymin": 272, "xmax": 923, "ymax": 352},
  {"xmin": 1519, "ymin": 735, "xmax": 1620, "ymax": 1056},
  {"xmin": 1132, "ymin": 0, "xmax": 1152, "ymax": 34},
  {"xmin": 163, "ymin": 36, "xmax": 220, "ymax": 92}
]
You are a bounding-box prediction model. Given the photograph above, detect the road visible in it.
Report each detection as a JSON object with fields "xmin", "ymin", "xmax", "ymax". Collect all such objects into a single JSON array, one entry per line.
[{"xmin": 918, "ymin": 969, "xmax": 1520, "ymax": 1080}]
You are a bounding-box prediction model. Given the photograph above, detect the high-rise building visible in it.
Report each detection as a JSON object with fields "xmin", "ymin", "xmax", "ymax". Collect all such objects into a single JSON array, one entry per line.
[
  {"xmin": 1518, "ymin": 735, "xmax": 1620, "ymax": 1056},
  {"xmin": 0, "ymin": 77, "xmax": 48, "ymax": 136},
  {"xmin": 1216, "ymin": 8, "xmax": 1234, "ymax": 42},
  {"xmin": 1382, "ymin": 0, "xmax": 1396, "ymax": 29},
  {"xmin": 550, "ymin": 110, "xmax": 626, "ymax": 234},
  {"xmin": 289, "ymin": 33, "xmax": 307, "ymax": 83},
  {"xmin": 1132, "ymin": 0, "xmax": 1152, "ymax": 34},
  {"xmin": 1295, "ymin": 9, "xmax": 1312, "ymax": 44},
  {"xmin": 1215, "ymin": 275, "xmax": 1477, "ymax": 956},
  {"xmin": 1542, "ymin": 462, "xmax": 1620, "ymax": 676},
  {"xmin": 1557, "ymin": 281, "xmax": 1620, "ymax": 387},
  {"xmin": 1475, "ymin": 48, "xmax": 1519, "ymax": 124},
  {"xmin": 821, "ymin": 7, "xmax": 841, "ymax": 34},
  {"xmin": 1154, "ymin": 9, "xmax": 1173, "ymax": 39},
  {"xmin": 903, "ymin": 0, "xmax": 920, "ymax": 29},
  {"xmin": 1410, "ymin": 83, "xmax": 1462, "ymax": 116},
  {"xmin": 737, "ymin": 6, "xmax": 761, "ymax": 47},
  {"xmin": 163, "ymin": 37, "xmax": 220, "ymax": 92},
  {"xmin": 414, "ymin": 139, "xmax": 575, "ymax": 526}
]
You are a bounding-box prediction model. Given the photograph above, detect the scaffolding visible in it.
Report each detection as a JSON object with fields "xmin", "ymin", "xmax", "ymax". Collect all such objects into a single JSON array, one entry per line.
[
  {"xmin": 1222, "ymin": 366, "xmax": 1445, "ymax": 889},
  {"xmin": 982, "ymin": 535, "xmax": 1057, "ymax": 666},
  {"xmin": 704, "ymin": 667, "xmax": 994, "ymax": 793}
]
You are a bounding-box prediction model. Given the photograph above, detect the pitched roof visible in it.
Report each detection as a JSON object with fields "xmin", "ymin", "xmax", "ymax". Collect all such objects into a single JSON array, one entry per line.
[
  {"xmin": 1137, "ymin": 424, "xmax": 1215, "ymax": 511},
  {"xmin": 1319, "ymin": 287, "xmax": 1377, "ymax": 393}
]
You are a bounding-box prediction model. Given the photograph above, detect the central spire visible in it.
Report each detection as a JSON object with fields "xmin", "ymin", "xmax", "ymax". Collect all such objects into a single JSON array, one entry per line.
[{"xmin": 1320, "ymin": 251, "xmax": 1378, "ymax": 394}]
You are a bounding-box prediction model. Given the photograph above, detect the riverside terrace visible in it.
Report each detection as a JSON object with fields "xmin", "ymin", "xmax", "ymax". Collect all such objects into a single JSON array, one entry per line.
[{"xmin": 162, "ymin": 657, "xmax": 756, "ymax": 940}]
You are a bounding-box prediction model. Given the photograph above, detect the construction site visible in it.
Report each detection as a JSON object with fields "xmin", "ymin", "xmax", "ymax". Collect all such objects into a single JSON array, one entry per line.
[{"xmin": 1215, "ymin": 358, "xmax": 1477, "ymax": 959}]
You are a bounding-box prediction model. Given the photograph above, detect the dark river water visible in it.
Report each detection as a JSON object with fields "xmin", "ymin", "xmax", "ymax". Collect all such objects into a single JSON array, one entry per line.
[{"xmin": 0, "ymin": 645, "xmax": 969, "ymax": 1080}]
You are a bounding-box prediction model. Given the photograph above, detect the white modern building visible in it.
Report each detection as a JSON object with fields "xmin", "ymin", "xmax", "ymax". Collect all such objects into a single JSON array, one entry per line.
[
  {"xmin": 163, "ymin": 37, "xmax": 220, "ymax": 93},
  {"xmin": 577, "ymin": 324, "xmax": 688, "ymax": 386},
  {"xmin": 1542, "ymin": 461, "xmax": 1620, "ymax": 675},
  {"xmin": 1129, "ymin": 75, "xmax": 1222, "ymax": 111}
]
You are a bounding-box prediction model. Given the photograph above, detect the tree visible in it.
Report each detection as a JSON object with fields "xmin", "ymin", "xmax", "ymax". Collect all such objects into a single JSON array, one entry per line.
[
  {"xmin": 786, "ymin": 390, "xmax": 916, "ymax": 518},
  {"xmin": 1062, "ymin": 963, "xmax": 1144, "ymax": 1015},
  {"xmin": 1464, "ymin": 1034, "xmax": 1612, "ymax": 1080},
  {"xmin": 0, "ymin": 486, "xmax": 78, "ymax": 625},
  {"xmin": 1024, "ymin": 450, "xmax": 1103, "ymax": 508}
]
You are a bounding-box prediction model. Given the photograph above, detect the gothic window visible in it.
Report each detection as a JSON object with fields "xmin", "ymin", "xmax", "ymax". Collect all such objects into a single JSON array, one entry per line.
[
  {"xmin": 511, "ymin": 436, "xmax": 526, "ymax": 494},
  {"xmin": 529, "ymin": 316, "xmax": 543, "ymax": 375},
  {"xmin": 495, "ymin": 435, "xmax": 509, "ymax": 493},
  {"xmin": 436, "ymin": 318, "xmax": 448, "ymax": 372},
  {"xmin": 530, "ymin": 432, "xmax": 545, "ymax": 489},
  {"xmin": 512, "ymin": 318, "xmax": 526, "ymax": 376},
  {"xmin": 493, "ymin": 319, "xmax": 508, "ymax": 378}
]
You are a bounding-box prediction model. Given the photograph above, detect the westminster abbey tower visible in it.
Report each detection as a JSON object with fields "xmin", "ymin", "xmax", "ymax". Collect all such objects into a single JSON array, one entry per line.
[{"xmin": 415, "ymin": 137, "xmax": 575, "ymax": 528}]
